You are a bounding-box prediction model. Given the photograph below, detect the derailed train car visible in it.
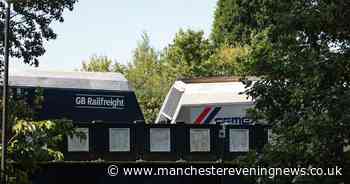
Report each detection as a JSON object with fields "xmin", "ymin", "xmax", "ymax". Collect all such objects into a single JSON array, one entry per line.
[{"xmin": 156, "ymin": 77, "xmax": 257, "ymax": 125}]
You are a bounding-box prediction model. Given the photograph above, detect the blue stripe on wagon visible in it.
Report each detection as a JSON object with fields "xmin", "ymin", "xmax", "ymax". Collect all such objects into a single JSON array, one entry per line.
[{"xmin": 204, "ymin": 107, "xmax": 222, "ymax": 124}]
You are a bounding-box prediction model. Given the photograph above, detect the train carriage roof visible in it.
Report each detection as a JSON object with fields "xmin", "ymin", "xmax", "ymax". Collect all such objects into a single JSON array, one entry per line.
[{"xmin": 8, "ymin": 70, "xmax": 131, "ymax": 91}]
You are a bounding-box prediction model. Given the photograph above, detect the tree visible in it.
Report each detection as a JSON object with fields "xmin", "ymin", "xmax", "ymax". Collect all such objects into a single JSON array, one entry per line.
[
  {"xmin": 80, "ymin": 55, "xmax": 128, "ymax": 74},
  {"xmin": 164, "ymin": 29, "xmax": 213, "ymax": 78},
  {"xmin": 0, "ymin": 3, "xmax": 81, "ymax": 179},
  {"xmin": 126, "ymin": 32, "xmax": 170, "ymax": 123},
  {"xmin": 164, "ymin": 29, "xmax": 248, "ymax": 78},
  {"xmin": 0, "ymin": 0, "xmax": 78, "ymax": 66},
  {"xmin": 201, "ymin": 44, "xmax": 249, "ymax": 76},
  {"xmin": 79, "ymin": 30, "xmax": 250, "ymax": 123},
  {"xmin": 81, "ymin": 55, "xmax": 115, "ymax": 72},
  {"xmin": 1, "ymin": 89, "xmax": 80, "ymax": 184},
  {"xmin": 211, "ymin": 0, "xmax": 259, "ymax": 47},
  {"xmin": 212, "ymin": 0, "xmax": 350, "ymax": 183},
  {"xmin": 79, "ymin": 33, "xmax": 171, "ymax": 124}
]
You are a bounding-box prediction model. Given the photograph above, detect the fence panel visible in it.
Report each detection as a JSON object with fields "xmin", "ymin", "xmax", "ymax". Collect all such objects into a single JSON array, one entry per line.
[{"xmin": 63, "ymin": 123, "xmax": 270, "ymax": 162}]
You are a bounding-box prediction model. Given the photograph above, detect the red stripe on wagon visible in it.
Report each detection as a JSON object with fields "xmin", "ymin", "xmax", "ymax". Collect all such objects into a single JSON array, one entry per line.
[{"xmin": 194, "ymin": 107, "xmax": 212, "ymax": 125}]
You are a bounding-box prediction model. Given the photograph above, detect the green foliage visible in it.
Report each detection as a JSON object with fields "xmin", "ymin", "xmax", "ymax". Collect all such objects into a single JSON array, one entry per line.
[
  {"xmin": 126, "ymin": 32, "xmax": 171, "ymax": 123},
  {"xmin": 215, "ymin": 0, "xmax": 350, "ymax": 183},
  {"xmin": 80, "ymin": 55, "xmax": 128, "ymax": 74},
  {"xmin": 0, "ymin": 89, "xmax": 80, "ymax": 184},
  {"xmin": 81, "ymin": 55, "xmax": 115, "ymax": 72},
  {"xmin": 164, "ymin": 29, "xmax": 213, "ymax": 78},
  {"xmin": 9, "ymin": 119, "xmax": 75, "ymax": 161},
  {"xmin": 211, "ymin": 0, "xmax": 259, "ymax": 46},
  {"xmin": 80, "ymin": 33, "xmax": 170, "ymax": 123},
  {"xmin": 165, "ymin": 29, "xmax": 249, "ymax": 78},
  {"xmin": 202, "ymin": 45, "xmax": 249, "ymax": 76},
  {"xmin": 112, "ymin": 62, "xmax": 128, "ymax": 75},
  {"xmin": 0, "ymin": 0, "xmax": 78, "ymax": 66},
  {"xmin": 81, "ymin": 30, "xmax": 249, "ymax": 123},
  {"xmin": 3, "ymin": 119, "xmax": 77, "ymax": 184}
]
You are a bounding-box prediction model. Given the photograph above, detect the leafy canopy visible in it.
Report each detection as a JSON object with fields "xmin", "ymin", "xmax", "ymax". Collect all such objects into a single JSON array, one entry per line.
[
  {"xmin": 212, "ymin": 0, "xmax": 350, "ymax": 183},
  {"xmin": 0, "ymin": 0, "xmax": 78, "ymax": 66}
]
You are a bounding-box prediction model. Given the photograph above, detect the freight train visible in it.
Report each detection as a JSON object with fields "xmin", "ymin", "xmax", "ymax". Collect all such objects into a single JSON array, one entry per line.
[
  {"xmin": 8, "ymin": 70, "xmax": 269, "ymax": 184},
  {"xmin": 10, "ymin": 70, "xmax": 257, "ymax": 125}
]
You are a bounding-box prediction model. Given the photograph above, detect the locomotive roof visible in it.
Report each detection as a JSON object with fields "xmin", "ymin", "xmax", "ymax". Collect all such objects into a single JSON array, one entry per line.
[{"xmin": 8, "ymin": 70, "xmax": 131, "ymax": 91}]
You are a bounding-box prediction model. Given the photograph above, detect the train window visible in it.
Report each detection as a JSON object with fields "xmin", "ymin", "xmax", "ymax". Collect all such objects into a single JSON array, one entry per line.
[
  {"xmin": 229, "ymin": 129, "xmax": 249, "ymax": 152},
  {"xmin": 150, "ymin": 128, "xmax": 171, "ymax": 152},
  {"xmin": 190, "ymin": 129, "xmax": 210, "ymax": 152},
  {"xmin": 68, "ymin": 128, "xmax": 89, "ymax": 152},
  {"xmin": 109, "ymin": 128, "xmax": 130, "ymax": 152}
]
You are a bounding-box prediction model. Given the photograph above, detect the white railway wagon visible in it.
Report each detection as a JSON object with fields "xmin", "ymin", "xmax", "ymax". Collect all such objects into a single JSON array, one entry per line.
[{"xmin": 156, "ymin": 77, "xmax": 257, "ymax": 125}]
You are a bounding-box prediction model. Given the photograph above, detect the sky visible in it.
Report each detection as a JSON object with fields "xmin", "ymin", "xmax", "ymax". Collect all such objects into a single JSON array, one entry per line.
[{"xmin": 12, "ymin": 0, "xmax": 218, "ymax": 72}]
